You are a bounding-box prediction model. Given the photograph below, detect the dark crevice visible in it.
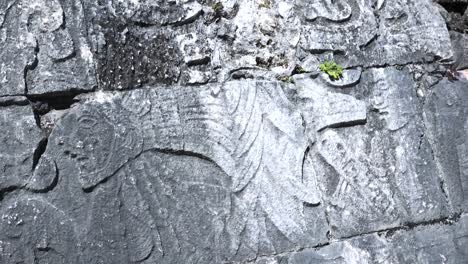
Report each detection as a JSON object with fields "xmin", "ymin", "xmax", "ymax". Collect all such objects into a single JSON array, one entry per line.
[
  {"xmin": 225, "ymin": 210, "xmax": 464, "ymax": 261},
  {"xmin": 52, "ymin": 50, "xmax": 77, "ymax": 63},
  {"xmin": 318, "ymin": 119, "xmax": 367, "ymax": 131},
  {"xmin": 339, "ymin": 212, "xmax": 463, "ymax": 241},
  {"xmin": 170, "ymin": 10, "xmax": 204, "ymax": 27},
  {"xmin": 439, "ymin": 2, "xmax": 468, "ymax": 15},
  {"xmin": 301, "ymin": 146, "xmax": 310, "ymax": 183},
  {"xmin": 155, "ymin": 148, "xmax": 219, "ymax": 167},
  {"xmin": 30, "ymin": 93, "xmax": 78, "ymax": 110},
  {"xmin": 82, "ymin": 147, "xmax": 222, "ymax": 193},
  {"xmin": 23, "ymin": 42, "xmax": 40, "ymax": 95},
  {"xmin": 32, "ymin": 137, "xmax": 48, "ymax": 171},
  {"xmin": 81, "ymin": 169, "xmax": 113, "ymax": 193},
  {"xmin": 417, "ymin": 133, "xmax": 425, "ymax": 150},
  {"xmin": 439, "ymin": 178, "xmax": 450, "ymax": 202},
  {"xmin": 0, "ymin": 186, "xmax": 18, "ymax": 203},
  {"xmin": 247, "ymin": 212, "xmax": 465, "ymax": 260},
  {"xmin": 311, "ymin": 241, "xmax": 331, "ymax": 249},
  {"xmin": 359, "ymin": 33, "xmax": 379, "ymax": 50},
  {"xmin": 27, "ymin": 92, "xmax": 83, "ymax": 130},
  {"xmin": 132, "ymin": 21, "xmax": 157, "ymax": 28},
  {"xmin": 186, "ymin": 57, "xmax": 211, "ymax": 67},
  {"xmin": 28, "ymin": 161, "xmax": 59, "ymax": 194},
  {"xmin": 27, "ymin": 91, "xmax": 85, "ymax": 114},
  {"xmin": 0, "ymin": 96, "xmax": 29, "ymax": 106}
]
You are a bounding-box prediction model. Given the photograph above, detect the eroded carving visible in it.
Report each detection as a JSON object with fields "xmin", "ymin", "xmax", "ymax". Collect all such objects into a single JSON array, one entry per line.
[
  {"xmin": 0, "ymin": 0, "xmax": 466, "ymax": 262},
  {"xmin": 317, "ymin": 130, "xmax": 399, "ymax": 229},
  {"xmin": 297, "ymin": 0, "xmax": 378, "ymax": 52},
  {"xmin": 40, "ymin": 81, "xmax": 327, "ymax": 262},
  {"xmin": 0, "ymin": 198, "xmax": 80, "ymax": 264},
  {"xmin": 424, "ymin": 79, "xmax": 468, "ymax": 211},
  {"xmin": 0, "ymin": 0, "xmax": 95, "ymax": 96},
  {"xmin": 110, "ymin": 0, "xmax": 202, "ymax": 26},
  {"xmin": 302, "ymin": 0, "xmax": 352, "ymax": 22},
  {"xmin": 54, "ymin": 103, "xmax": 143, "ymax": 189},
  {"xmin": 223, "ymin": 81, "xmax": 324, "ymax": 258},
  {"xmin": 27, "ymin": 155, "xmax": 57, "ymax": 191},
  {"xmin": 368, "ymin": 69, "xmax": 416, "ymax": 131},
  {"xmin": 0, "ymin": 106, "xmax": 42, "ymax": 191},
  {"xmin": 295, "ymin": 75, "xmax": 367, "ymax": 132}
]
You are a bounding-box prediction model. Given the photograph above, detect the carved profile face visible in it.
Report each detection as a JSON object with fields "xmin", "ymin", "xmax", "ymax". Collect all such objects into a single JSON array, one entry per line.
[
  {"xmin": 55, "ymin": 103, "xmax": 142, "ymax": 189},
  {"xmin": 370, "ymin": 75, "xmax": 415, "ymax": 131},
  {"xmin": 64, "ymin": 109, "xmax": 114, "ymax": 176}
]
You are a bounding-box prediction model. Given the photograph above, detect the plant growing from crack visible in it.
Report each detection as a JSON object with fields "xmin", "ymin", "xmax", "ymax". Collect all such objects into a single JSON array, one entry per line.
[
  {"xmin": 319, "ymin": 60, "xmax": 343, "ymax": 80},
  {"xmin": 212, "ymin": 2, "xmax": 224, "ymax": 13},
  {"xmin": 258, "ymin": 0, "xmax": 271, "ymax": 8}
]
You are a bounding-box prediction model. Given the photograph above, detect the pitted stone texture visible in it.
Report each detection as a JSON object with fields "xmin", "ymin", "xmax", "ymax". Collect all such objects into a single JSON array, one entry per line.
[
  {"xmin": 2, "ymin": 0, "xmax": 453, "ymax": 95},
  {"xmin": 0, "ymin": 0, "xmax": 96, "ymax": 96},
  {"xmin": 89, "ymin": 0, "xmax": 207, "ymax": 90},
  {"xmin": 424, "ymin": 79, "xmax": 468, "ymax": 211},
  {"xmin": 96, "ymin": 26, "xmax": 184, "ymax": 90},
  {"xmin": 82, "ymin": 0, "xmax": 453, "ymax": 88},
  {"xmin": 0, "ymin": 105, "xmax": 43, "ymax": 191}
]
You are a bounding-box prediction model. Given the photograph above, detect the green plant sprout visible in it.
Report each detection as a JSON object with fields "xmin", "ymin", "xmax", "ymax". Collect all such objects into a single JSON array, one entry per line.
[
  {"xmin": 212, "ymin": 2, "xmax": 224, "ymax": 12},
  {"xmin": 319, "ymin": 60, "xmax": 343, "ymax": 80}
]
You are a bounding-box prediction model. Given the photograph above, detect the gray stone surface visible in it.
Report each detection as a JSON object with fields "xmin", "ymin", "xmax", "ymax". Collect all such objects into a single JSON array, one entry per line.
[
  {"xmin": 425, "ymin": 79, "xmax": 468, "ymax": 212},
  {"xmin": 263, "ymin": 213, "xmax": 468, "ymax": 264},
  {"xmin": 450, "ymin": 31, "xmax": 468, "ymax": 70},
  {"xmin": 0, "ymin": 0, "xmax": 96, "ymax": 96},
  {"xmin": 0, "ymin": 104, "xmax": 44, "ymax": 192},
  {"xmin": 437, "ymin": 0, "xmax": 468, "ymax": 32},
  {"xmin": 1, "ymin": 0, "xmax": 468, "ymax": 263}
]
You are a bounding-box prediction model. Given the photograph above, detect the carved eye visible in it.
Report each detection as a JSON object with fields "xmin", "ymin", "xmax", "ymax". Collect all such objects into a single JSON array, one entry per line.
[{"xmin": 78, "ymin": 115, "xmax": 98, "ymax": 129}]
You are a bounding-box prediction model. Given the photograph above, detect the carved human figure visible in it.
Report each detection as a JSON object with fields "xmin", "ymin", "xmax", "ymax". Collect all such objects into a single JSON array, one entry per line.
[
  {"xmin": 0, "ymin": 0, "xmax": 94, "ymax": 95},
  {"xmin": 56, "ymin": 103, "xmax": 142, "ymax": 190},
  {"xmin": 53, "ymin": 101, "xmax": 232, "ymax": 263},
  {"xmin": 0, "ymin": 0, "xmax": 71, "ymax": 92}
]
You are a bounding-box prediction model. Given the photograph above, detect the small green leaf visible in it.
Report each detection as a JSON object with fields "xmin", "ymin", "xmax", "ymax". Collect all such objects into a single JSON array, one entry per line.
[{"xmin": 319, "ymin": 59, "xmax": 343, "ymax": 80}]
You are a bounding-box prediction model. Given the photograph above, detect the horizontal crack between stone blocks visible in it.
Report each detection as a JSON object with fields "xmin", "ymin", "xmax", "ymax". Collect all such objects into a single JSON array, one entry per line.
[{"xmin": 225, "ymin": 212, "xmax": 464, "ymax": 263}]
